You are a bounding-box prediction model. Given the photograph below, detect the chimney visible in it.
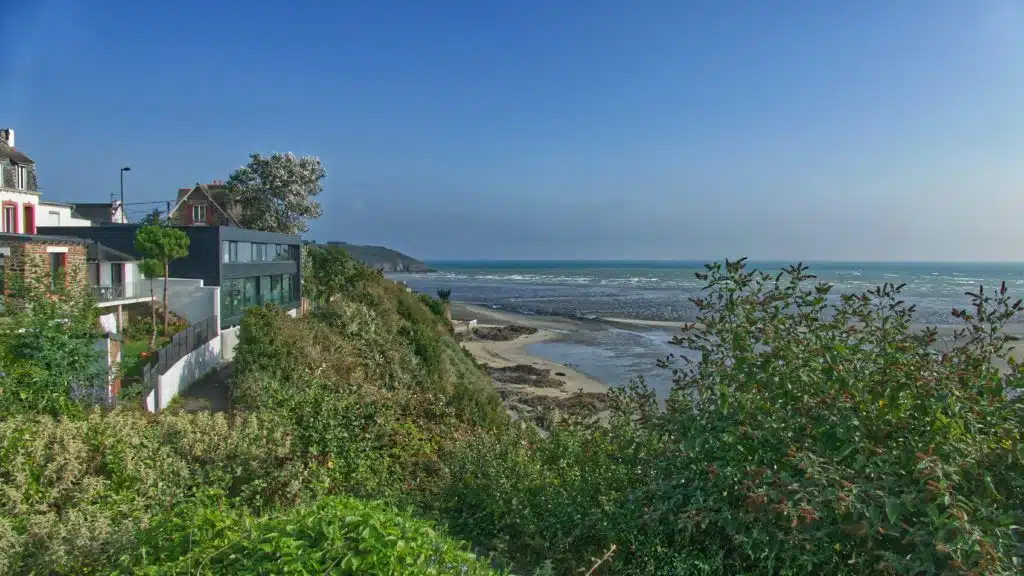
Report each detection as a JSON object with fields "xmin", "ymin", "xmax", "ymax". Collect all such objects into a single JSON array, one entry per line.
[{"xmin": 0, "ymin": 129, "xmax": 14, "ymax": 148}]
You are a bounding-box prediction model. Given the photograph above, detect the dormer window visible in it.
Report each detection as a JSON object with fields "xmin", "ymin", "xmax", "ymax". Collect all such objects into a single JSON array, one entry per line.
[
  {"xmin": 192, "ymin": 203, "xmax": 206, "ymax": 224},
  {"xmin": 15, "ymin": 164, "xmax": 27, "ymax": 190}
]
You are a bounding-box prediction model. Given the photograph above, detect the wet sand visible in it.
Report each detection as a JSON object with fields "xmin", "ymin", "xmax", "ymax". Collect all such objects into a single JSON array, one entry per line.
[{"xmin": 452, "ymin": 303, "xmax": 607, "ymax": 398}]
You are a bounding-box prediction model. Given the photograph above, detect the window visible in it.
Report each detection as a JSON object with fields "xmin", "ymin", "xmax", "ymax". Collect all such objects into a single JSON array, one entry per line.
[
  {"xmin": 1, "ymin": 204, "xmax": 15, "ymax": 233},
  {"xmin": 49, "ymin": 211, "xmax": 61, "ymax": 226},
  {"xmin": 277, "ymin": 244, "xmax": 290, "ymax": 261},
  {"xmin": 221, "ymin": 279, "xmax": 244, "ymax": 319},
  {"xmin": 192, "ymin": 203, "xmax": 206, "ymax": 223},
  {"xmin": 222, "ymin": 241, "xmax": 229, "ymax": 263},
  {"xmin": 229, "ymin": 241, "xmax": 238, "ymax": 262},
  {"xmin": 16, "ymin": 165, "xmax": 27, "ymax": 190},
  {"xmin": 253, "ymin": 243, "xmax": 265, "ymax": 261},
  {"xmin": 49, "ymin": 253, "xmax": 66, "ymax": 290},
  {"xmin": 282, "ymin": 273, "xmax": 293, "ymax": 303},
  {"xmin": 270, "ymin": 275, "xmax": 282, "ymax": 304},
  {"xmin": 111, "ymin": 263, "xmax": 124, "ymax": 286},
  {"xmin": 244, "ymin": 277, "xmax": 258, "ymax": 308},
  {"xmin": 237, "ymin": 242, "xmax": 251, "ymax": 263}
]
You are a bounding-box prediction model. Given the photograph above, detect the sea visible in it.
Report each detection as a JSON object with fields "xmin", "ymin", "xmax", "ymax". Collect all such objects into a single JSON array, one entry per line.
[{"xmin": 390, "ymin": 261, "xmax": 1024, "ymax": 397}]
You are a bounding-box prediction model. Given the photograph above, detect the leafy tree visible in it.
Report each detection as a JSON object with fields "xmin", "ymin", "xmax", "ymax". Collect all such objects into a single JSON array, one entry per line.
[
  {"xmin": 437, "ymin": 288, "xmax": 452, "ymax": 322},
  {"xmin": 134, "ymin": 225, "xmax": 190, "ymax": 336},
  {"xmin": 137, "ymin": 259, "xmax": 162, "ymax": 349},
  {"xmin": 303, "ymin": 244, "xmax": 373, "ymax": 306},
  {"xmin": 227, "ymin": 152, "xmax": 325, "ymax": 234}
]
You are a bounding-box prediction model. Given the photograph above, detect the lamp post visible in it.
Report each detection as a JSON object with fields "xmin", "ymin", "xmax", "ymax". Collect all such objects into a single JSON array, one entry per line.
[{"xmin": 119, "ymin": 166, "xmax": 131, "ymax": 223}]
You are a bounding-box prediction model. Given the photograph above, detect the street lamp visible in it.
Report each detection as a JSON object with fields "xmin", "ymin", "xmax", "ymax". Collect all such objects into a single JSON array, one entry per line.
[{"xmin": 119, "ymin": 166, "xmax": 131, "ymax": 222}]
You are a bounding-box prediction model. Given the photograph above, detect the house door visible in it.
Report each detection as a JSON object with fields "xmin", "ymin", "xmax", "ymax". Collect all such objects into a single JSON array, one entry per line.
[{"xmin": 22, "ymin": 205, "xmax": 34, "ymax": 234}]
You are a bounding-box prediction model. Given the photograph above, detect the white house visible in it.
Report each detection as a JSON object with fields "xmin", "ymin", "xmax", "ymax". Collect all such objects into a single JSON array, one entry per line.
[{"xmin": 38, "ymin": 201, "xmax": 94, "ymax": 227}]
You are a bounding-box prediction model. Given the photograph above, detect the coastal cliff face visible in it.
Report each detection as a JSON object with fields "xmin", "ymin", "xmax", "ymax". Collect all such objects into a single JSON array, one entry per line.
[{"xmin": 326, "ymin": 242, "xmax": 430, "ymax": 272}]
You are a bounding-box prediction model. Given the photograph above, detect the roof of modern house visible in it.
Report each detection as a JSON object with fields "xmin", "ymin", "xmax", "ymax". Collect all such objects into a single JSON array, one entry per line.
[
  {"xmin": 0, "ymin": 232, "xmax": 92, "ymax": 245},
  {"xmin": 0, "ymin": 141, "xmax": 32, "ymax": 165},
  {"xmin": 87, "ymin": 242, "xmax": 135, "ymax": 262},
  {"xmin": 70, "ymin": 203, "xmax": 117, "ymax": 224}
]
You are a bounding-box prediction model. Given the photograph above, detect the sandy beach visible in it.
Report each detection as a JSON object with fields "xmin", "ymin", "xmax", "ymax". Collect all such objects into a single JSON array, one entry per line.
[{"xmin": 451, "ymin": 303, "xmax": 608, "ymax": 410}]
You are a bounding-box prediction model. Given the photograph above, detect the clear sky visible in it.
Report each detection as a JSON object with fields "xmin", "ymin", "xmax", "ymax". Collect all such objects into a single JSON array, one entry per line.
[{"xmin": 2, "ymin": 1, "xmax": 1023, "ymax": 261}]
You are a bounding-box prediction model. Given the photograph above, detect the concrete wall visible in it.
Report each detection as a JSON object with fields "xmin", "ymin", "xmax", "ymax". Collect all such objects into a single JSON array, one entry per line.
[
  {"xmin": 144, "ymin": 336, "xmax": 222, "ymax": 412},
  {"xmin": 220, "ymin": 326, "xmax": 241, "ymax": 362},
  {"xmin": 138, "ymin": 278, "xmax": 219, "ymax": 324}
]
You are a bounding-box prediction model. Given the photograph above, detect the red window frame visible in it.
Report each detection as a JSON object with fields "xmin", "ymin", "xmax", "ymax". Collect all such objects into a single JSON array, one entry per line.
[{"xmin": 1, "ymin": 201, "xmax": 18, "ymax": 233}]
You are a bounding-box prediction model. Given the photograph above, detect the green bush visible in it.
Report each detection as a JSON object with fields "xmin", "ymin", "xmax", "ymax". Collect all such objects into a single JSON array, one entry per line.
[
  {"xmin": 0, "ymin": 409, "xmax": 299, "ymax": 574},
  {"xmin": 438, "ymin": 261, "xmax": 1024, "ymax": 575},
  {"xmin": 0, "ymin": 291, "xmax": 104, "ymax": 417},
  {"xmin": 113, "ymin": 494, "xmax": 502, "ymax": 575}
]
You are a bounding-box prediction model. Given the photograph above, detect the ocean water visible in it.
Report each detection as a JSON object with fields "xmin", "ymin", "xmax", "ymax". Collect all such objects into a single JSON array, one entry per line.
[{"xmin": 390, "ymin": 261, "xmax": 1024, "ymax": 396}]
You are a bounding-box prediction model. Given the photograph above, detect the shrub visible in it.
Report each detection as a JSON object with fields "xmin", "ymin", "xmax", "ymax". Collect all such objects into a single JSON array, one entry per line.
[
  {"xmin": 0, "ymin": 409, "xmax": 299, "ymax": 574},
  {"xmin": 0, "ymin": 290, "xmax": 105, "ymax": 417},
  {"xmin": 438, "ymin": 261, "xmax": 1024, "ymax": 575},
  {"xmin": 115, "ymin": 494, "xmax": 502, "ymax": 575}
]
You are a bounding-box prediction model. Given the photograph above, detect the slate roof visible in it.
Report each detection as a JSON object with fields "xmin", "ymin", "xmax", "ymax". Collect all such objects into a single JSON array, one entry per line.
[
  {"xmin": 0, "ymin": 141, "xmax": 33, "ymax": 164},
  {"xmin": 0, "ymin": 232, "xmax": 91, "ymax": 244},
  {"xmin": 70, "ymin": 203, "xmax": 117, "ymax": 224},
  {"xmin": 87, "ymin": 242, "xmax": 136, "ymax": 262}
]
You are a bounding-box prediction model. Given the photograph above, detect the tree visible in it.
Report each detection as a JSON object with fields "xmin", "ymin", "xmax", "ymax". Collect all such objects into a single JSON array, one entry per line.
[
  {"xmin": 137, "ymin": 259, "xmax": 162, "ymax": 350},
  {"xmin": 134, "ymin": 225, "xmax": 190, "ymax": 337},
  {"xmin": 303, "ymin": 245, "xmax": 373, "ymax": 307},
  {"xmin": 436, "ymin": 289, "xmax": 452, "ymax": 323},
  {"xmin": 227, "ymin": 152, "xmax": 325, "ymax": 234}
]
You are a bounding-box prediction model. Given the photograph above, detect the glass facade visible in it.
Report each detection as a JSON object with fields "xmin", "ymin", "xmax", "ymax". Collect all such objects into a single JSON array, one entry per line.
[
  {"xmin": 220, "ymin": 273, "xmax": 300, "ymax": 320},
  {"xmin": 223, "ymin": 241, "xmax": 298, "ymax": 263}
]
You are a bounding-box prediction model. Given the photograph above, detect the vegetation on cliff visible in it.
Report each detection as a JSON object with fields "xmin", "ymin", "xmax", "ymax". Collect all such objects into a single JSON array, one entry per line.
[
  {"xmin": 325, "ymin": 241, "xmax": 431, "ymax": 272},
  {"xmin": 1, "ymin": 254, "xmax": 1021, "ymax": 575}
]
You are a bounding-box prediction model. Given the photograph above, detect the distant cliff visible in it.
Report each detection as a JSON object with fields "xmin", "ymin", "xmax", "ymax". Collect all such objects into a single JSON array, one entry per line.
[{"xmin": 326, "ymin": 242, "xmax": 431, "ymax": 273}]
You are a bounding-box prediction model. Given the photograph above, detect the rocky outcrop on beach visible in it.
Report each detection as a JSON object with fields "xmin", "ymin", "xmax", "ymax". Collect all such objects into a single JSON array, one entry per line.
[
  {"xmin": 472, "ymin": 324, "xmax": 538, "ymax": 341},
  {"xmin": 486, "ymin": 364, "xmax": 564, "ymax": 388}
]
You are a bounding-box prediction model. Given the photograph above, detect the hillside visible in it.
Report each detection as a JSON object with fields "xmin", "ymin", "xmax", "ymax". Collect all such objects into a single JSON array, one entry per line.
[{"xmin": 326, "ymin": 241, "xmax": 430, "ymax": 272}]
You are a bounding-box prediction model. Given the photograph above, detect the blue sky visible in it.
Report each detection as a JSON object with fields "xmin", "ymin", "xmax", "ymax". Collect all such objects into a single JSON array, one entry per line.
[{"xmin": 2, "ymin": 1, "xmax": 1023, "ymax": 261}]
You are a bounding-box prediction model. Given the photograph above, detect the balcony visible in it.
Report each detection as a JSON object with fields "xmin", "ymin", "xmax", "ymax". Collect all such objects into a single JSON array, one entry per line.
[{"xmin": 90, "ymin": 284, "xmax": 152, "ymax": 305}]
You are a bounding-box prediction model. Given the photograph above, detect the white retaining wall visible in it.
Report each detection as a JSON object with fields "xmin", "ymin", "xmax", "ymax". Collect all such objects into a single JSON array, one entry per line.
[
  {"xmin": 138, "ymin": 278, "xmax": 219, "ymax": 324},
  {"xmin": 144, "ymin": 337, "xmax": 222, "ymax": 412}
]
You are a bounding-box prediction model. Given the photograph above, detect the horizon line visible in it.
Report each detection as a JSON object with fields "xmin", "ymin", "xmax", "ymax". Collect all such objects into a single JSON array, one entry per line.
[{"xmin": 420, "ymin": 258, "xmax": 1024, "ymax": 265}]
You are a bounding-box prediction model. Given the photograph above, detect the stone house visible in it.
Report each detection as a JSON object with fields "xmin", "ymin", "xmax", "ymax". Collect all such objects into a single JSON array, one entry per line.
[
  {"xmin": 0, "ymin": 232, "xmax": 89, "ymax": 297},
  {"xmin": 167, "ymin": 182, "xmax": 241, "ymax": 227}
]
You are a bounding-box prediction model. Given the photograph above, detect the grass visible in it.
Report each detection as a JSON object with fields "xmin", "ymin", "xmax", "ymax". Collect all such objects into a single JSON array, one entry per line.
[{"xmin": 118, "ymin": 336, "xmax": 171, "ymax": 402}]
